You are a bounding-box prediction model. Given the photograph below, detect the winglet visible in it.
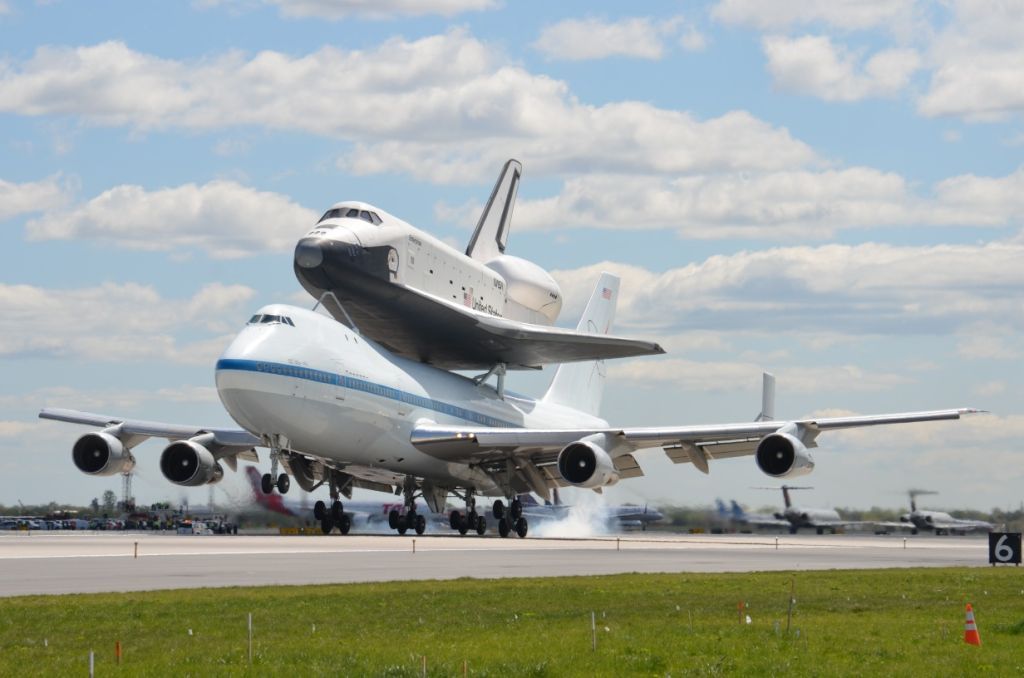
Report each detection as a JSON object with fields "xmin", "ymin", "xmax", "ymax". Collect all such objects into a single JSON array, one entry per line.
[{"xmin": 756, "ymin": 372, "xmax": 776, "ymax": 422}]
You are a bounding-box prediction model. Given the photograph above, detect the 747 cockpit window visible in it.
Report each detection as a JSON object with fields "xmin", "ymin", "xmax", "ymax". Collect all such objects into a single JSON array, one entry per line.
[
  {"xmin": 247, "ymin": 314, "xmax": 295, "ymax": 327},
  {"xmin": 318, "ymin": 207, "xmax": 382, "ymax": 225}
]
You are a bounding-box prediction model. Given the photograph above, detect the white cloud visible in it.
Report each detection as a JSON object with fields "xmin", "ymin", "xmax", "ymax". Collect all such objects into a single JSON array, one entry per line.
[
  {"xmin": 918, "ymin": 0, "xmax": 1024, "ymax": 121},
  {"xmin": 608, "ymin": 358, "xmax": 910, "ymax": 393},
  {"xmin": 956, "ymin": 333, "xmax": 1021, "ymax": 360},
  {"xmin": 712, "ymin": 0, "xmax": 917, "ymax": 32},
  {"xmin": 973, "ymin": 381, "xmax": 1007, "ymax": 397},
  {"xmin": 0, "ymin": 282, "xmax": 254, "ymax": 363},
  {"xmin": 0, "ymin": 34, "xmax": 815, "ymax": 183},
  {"xmin": 0, "ymin": 385, "xmax": 219, "ymax": 411},
  {"xmin": 679, "ymin": 25, "xmax": 709, "ymax": 52},
  {"xmin": 25, "ymin": 180, "xmax": 316, "ymax": 258},
  {"xmin": 763, "ymin": 35, "xmax": 920, "ymax": 101},
  {"xmin": 533, "ymin": 16, "xmax": 688, "ymax": 61},
  {"xmin": 550, "ymin": 240, "xmax": 1024, "ymax": 336},
  {"xmin": 199, "ymin": 0, "xmax": 498, "ymax": 19},
  {"xmin": 0, "ymin": 175, "xmax": 70, "ymax": 222},
  {"xmin": 474, "ymin": 166, "xmax": 1024, "ymax": 238}
]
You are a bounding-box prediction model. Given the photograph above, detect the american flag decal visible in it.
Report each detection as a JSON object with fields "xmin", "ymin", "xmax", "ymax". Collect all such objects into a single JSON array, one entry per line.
[{"xmin": 601, "ymin": 287, "xmax": 612, "ymax": 300}]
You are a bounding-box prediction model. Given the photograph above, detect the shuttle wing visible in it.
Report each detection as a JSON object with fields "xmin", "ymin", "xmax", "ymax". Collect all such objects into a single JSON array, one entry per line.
[{"xmin": 312, "ymin": 279, "xmax": 665, "ymax": 370}]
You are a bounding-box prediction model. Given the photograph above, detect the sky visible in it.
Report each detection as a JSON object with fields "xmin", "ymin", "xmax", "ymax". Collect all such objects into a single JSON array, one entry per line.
[{"xmin": 0, "ymin": 0, "xmax": 1021, "ymax": 515}]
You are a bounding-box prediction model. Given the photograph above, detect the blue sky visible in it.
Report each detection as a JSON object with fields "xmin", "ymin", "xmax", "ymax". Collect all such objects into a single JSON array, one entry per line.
[{"xmin": 1, "ymin": 0, "xmax": 1021, "ymax": 514}]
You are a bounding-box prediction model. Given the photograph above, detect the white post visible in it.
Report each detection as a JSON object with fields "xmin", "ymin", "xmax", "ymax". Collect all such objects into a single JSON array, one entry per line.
[
  {"xmin": 248, "ymin": 612, "xmax": 253, "ymax": 665},
  {"xmin": 591, "ymin": 611, "xmax": 596, "ymax": 651},
  {"xmin": 89, "ymin": 651, "xmax": 94, "ymax": 678}
]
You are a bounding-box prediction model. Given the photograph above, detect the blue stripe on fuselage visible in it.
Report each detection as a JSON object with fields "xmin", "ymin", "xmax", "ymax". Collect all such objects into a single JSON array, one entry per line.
[{"xmin": 215, "ymin": 358, "xmax": 519, "ymax": 428}]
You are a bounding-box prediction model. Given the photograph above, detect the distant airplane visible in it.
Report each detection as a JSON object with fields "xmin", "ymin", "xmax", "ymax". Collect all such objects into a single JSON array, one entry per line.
[
  {"xmin": 758, "ymin": 486, "xmax": 860, "ymax": 534},
  {"xmin": 515, "ymin": 491, "xmax": 665, "ymax": 531},
  {"xmin": 717, "ymin": 499, "xmax": 789, "ymax": 531},
  {"xmin": 900, "ymin": 490, "xmax": 994, "ymax": 535},
  {"xmin": 293, "ymin": 158, "xmax": 664, "ymax": 375},
  {"xmin": 40, "ymin": 272, "xmax": 978, "ymax": 539}
]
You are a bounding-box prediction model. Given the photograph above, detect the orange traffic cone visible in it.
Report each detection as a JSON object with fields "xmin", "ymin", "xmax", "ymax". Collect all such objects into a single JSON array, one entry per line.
[{"xmin": 964, "ymin": 603, "xmax": 981, "ymax": 646}]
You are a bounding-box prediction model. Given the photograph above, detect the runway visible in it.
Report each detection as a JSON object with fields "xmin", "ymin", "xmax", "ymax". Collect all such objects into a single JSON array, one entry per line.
[{"xmin": 0, "ymin": 531, "xmax": 991, "ymax": 597}]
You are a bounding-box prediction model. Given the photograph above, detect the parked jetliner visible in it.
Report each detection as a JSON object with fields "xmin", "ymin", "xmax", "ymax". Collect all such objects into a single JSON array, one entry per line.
[
  {"xmin": 293, "ymin": 159, "xmax": 664, "ymax": 374},
  {"xmin": 900, "ymin": 490, "xmax": 994, "ymax": 535},
  {"xmin": 759, "ymin": 486, "xmax": 860, "ymax": 534},
  {"xmin": 41, "ymin": 273, "xmax": 977, "ymax": 538}
]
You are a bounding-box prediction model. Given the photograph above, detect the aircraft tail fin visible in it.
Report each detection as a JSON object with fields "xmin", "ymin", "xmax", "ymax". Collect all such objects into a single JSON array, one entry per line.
[
  {"xmin": 730, "ymin": 500, "xmax": 745, "ymax": 520},
  {"xmin": 541, "ymin": 273, "xmax": 620, "ymax": 417},
  {"xmin": 466, "ymin": 159, "xmax": 522, "ymax": 262}
]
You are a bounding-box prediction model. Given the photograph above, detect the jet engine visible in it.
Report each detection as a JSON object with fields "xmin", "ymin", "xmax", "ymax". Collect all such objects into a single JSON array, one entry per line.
[
  {"xmin": 72, "ymin": 431, "xmax": 136, "ymax": 476},
  {"xmin": 556, "ymin": 438, "xmax": 619, "ymax": 488},
  {"xmin": 160, "ymin": 438, "xmax": 224, "ymax": 486},
  {"xmin": 755, "ymin": 431, "xmax": 815, "ymax": 478}
]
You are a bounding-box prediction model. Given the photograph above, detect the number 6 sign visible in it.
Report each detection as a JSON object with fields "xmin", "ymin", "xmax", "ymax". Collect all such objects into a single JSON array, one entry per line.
[{"xmin": 988, "ymin": 532, "xmax": 1022, "ymax": 565}]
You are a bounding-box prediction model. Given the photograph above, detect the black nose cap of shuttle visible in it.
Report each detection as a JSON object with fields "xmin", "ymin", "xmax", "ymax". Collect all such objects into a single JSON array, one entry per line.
[{"xmin": 295, "ymin": 237, "xmax": 324, "ymax": 269}]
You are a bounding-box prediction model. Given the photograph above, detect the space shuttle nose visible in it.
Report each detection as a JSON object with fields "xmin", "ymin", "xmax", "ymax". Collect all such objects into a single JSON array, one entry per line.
[{"xmin": 295, "ymin": 237, "xmax": 324, "ymax": 269}]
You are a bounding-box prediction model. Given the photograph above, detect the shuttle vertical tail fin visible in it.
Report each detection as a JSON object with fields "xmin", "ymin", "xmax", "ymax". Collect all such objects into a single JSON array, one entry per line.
[
  {"xmin": 466, "ymin": 159, "xmax": 522, "ymax": 262},
  {"xmin": 541, "ymin": 273, "xmax": 619, "ymax": 417}
]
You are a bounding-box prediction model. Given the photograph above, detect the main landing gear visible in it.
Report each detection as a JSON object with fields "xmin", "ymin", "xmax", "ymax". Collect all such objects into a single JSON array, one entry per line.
[
  {"xmin": 388, "ymin": 477, "xmax": 426, "ymax": 536},
  {"xmin": 448, "ymin": 489, "xmax": 487, "ymax": 536},
  {"xmin": 261, "ymin": 442, "xmax": 290, "ymax": 494},
  {"xmin": 315, "ymin": 475, "xmax": 351, "ymax": 535},
  {"xmin": 492, "ymin": 497, "xmax": 528, "ymax": 538}
]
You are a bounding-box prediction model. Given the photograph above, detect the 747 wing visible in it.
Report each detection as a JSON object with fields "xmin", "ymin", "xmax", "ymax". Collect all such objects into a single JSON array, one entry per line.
[{"xmin": 410, "ymin": 408, "xmax": 981, "ymax": 500}]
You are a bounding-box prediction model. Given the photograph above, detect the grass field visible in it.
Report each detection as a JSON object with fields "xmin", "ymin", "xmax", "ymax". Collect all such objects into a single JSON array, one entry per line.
[{"xmin": 1, "ymin": 568, "xmax": 1022, "ymax": 676}]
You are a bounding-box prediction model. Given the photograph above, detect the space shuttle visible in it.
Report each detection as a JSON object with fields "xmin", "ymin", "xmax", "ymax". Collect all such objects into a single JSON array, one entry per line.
[{"xmin": 293, "ymin": 159, "xmax": 664, "ymax": 371}]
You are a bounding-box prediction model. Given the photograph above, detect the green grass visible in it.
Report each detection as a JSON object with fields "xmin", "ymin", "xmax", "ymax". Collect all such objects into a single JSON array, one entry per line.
[{"xmin": 2, "ymin": 568, "xmax": 1023, "ymax": 676}]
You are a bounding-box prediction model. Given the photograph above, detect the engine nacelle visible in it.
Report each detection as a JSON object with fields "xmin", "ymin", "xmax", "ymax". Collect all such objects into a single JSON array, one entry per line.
[
  {"xmin": 160, "ymin": 439, "xmax": 224, "ymax": 486},
  {"xmin": 72, "ymin": 431, "xmax": 136, "ymax": 476},
  {"xmin": 755, "ymin": 431, "xmax": 815, "ymax": 478},
  {"xmin": 556, "ymin": 438, "xmax": 619, "ymax": 488}
]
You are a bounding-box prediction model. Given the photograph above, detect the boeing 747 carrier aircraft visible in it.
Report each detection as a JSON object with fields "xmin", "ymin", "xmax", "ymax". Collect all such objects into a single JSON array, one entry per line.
[{"xmin": 41, "ymin": 273, "xmax": 978, "ymax": 538}]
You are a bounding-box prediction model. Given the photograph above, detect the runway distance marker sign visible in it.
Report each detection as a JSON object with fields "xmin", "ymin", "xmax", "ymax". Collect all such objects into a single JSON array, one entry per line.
[{"xmin": 988, "ymin": 532, "xmax": 1021, "ymax": 566}]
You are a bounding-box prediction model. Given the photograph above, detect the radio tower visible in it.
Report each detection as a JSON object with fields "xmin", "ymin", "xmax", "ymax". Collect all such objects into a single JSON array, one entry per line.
[{"xmin": 121, "ymin": 471, "xmax": 134, "ymax": 512}]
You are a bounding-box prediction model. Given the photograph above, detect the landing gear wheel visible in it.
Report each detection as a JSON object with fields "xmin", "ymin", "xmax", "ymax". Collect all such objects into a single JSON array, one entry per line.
[
  {"xmin": 313, "ymin": 500, "xmax": 326, "ymax": 521},
  {"xmin": 449, "ymin": 510, "xmax": 462, "ymax": 531},
  {"xmin": 338, "ymin": 514, "xmax": 352, "ymax": 535},
  {"xmin": 492, "ymin": 500, "xmax": 505, "ymax": 520},
  {"xmin": 789, "ymin": 525, "xmax": 798, "ymax": 535},
  {"xmin": 397, "ymin": 524, "xmax": 408, "ymax": 535},
  {"xmin": 388, "ymin": 509, "xmax": 400, "ymax": 530},
  {"xmin": 476, "ymin": 515, "xmax": 487, "ymax": 535},
  {"xmin": 498, "ymin": 518, "xmax": 511, "ymax": 538},
  {"xmin": 276, "ymin": 473, "xmax": 290, "ymax": 494},
  {"xmin": 331, "ymin": 500, "xmax": 344, "ymax": 522},
  {"xmin": 320, "ymin": 516, "xmax": 334, "ymax": 535},
  {"xmin": 261, "ymin": 473, "xmax": 274, "ymax": 495},
  {"xmin": 515, "ymin": 517, "xmax": 528, "ymax": 538},
  {"xmin": 457, "ymin": 517, "xmax": 469, "ymax": 536},
  {"xmin": 510, "ymin": 498, "xmax": 523, "ymax": 519},
  {"xmin": 415, "ymin": 514, "xmax": 427, "ymax": 535}
]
